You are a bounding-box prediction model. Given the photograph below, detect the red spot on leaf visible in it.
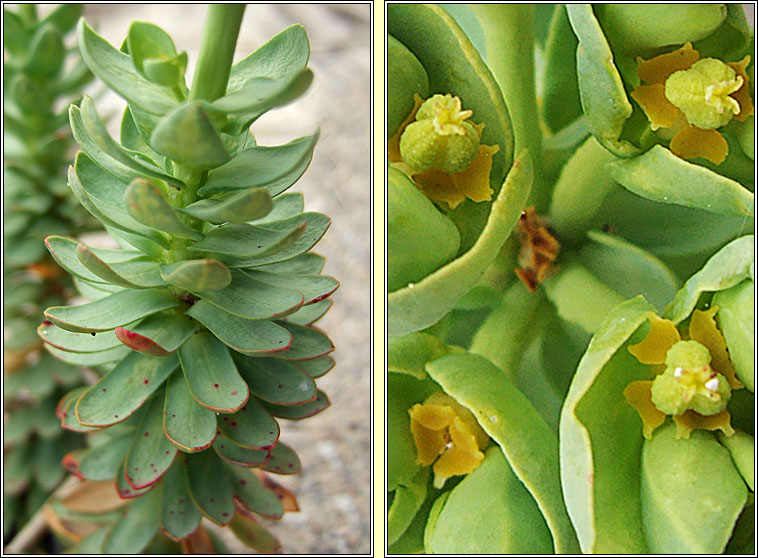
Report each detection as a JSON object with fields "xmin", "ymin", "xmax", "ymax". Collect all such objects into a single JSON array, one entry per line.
[
  {"xmin": 144, "ymin": 432, "xmax": 149, "ymax": 437},
  {"xmin": 42, "ymin": 320, "xmax": 53, "ymax": 326},
  {"xmin": 214, "ymin": 384, "xmax": 219, "ymax": 388},
  {"xmin": 231, "ymin": 390, "xmax": 238, "ymax": 395}
]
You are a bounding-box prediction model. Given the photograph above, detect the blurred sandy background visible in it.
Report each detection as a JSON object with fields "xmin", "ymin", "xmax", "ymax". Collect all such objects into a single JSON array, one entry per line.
[{"xmin": 43, "ymin": 3, "xmax": 372, "ymax": 554}]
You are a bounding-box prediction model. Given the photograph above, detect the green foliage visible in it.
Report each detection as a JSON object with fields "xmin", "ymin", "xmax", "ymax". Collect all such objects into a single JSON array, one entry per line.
[
  {"xmin": 3, "ymin": 3, "xmax": 95, "ymax": 545},
  {"xmin": 387, "ymin": 4, "xmax": 754, "ymax": 555},
  {"xmin": 39, "ymin": 6, "xmax": 335, "ymax": 551}
]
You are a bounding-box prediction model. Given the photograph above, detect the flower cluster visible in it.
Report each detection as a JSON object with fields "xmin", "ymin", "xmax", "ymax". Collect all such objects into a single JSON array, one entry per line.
[{"xmin": 631, "ymin": 42, "xmax": 753, "ymax": 164}]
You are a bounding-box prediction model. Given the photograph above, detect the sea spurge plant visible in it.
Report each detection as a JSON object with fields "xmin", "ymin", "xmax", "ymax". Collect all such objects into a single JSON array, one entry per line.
[
  {"xmin": 3, "ymin": 4, "xmax": 94, "ymax": 542},
  {"xmin": 388, "ymin": 4, "xmax": 754, "ymax": 556},
  {"xmin": 39, "ymin": 6, "xmax": 336, "ymax": 552}
]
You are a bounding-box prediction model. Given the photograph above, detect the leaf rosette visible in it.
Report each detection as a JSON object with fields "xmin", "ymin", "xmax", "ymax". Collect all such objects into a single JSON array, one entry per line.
[{"xmin": 39, "ymin": 16, "xmax": 336, "ymax": 548}]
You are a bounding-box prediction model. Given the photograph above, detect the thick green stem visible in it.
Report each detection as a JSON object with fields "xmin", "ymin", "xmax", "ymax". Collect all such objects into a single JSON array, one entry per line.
[
  {"xmin": 470, "ymin": 5, "xmax": 547, "ymax": 211},
  {"xmin": 189, "ymin": 4, "xmax": 246, "ymax": 103}
]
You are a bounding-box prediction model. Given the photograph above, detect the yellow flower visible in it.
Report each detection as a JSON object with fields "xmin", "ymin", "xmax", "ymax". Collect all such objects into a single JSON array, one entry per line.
[
  {"xmin": 630, "ymin": 43, "xmax": 753, "ymax": 165},
  {"xmin": 624, "ymin": 309, "xmax": 743, "ymax": 440},
  {"xmin": 389, "ymin": 94, "xmax": 499, "ymax": 209},
  {"xmin": 408, "ymin": 391, "xmax": 489, "ymax": 488}
]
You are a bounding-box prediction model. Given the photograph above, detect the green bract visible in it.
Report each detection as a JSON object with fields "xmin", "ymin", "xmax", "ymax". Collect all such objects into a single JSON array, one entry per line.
[{"xmin": 38, "ymin": 8, "xmax": 335, "ymax": 552}]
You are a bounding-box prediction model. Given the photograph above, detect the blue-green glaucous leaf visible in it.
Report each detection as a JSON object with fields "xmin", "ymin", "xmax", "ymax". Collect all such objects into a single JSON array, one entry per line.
[
  {"xmin": 606, "ymin": 145, "xmax": 754, "ymax": 218},
  {"xmin": 159, "ymin": 260, "xmax": 232, "ymax": 292},
  {"xmin": 641, "ymin": 424, "xmax": 747, "ymax": 553},
  {"xmin": 126, "ymin": 21, "xmax": 178, "ymax": 76},
  {"xmin": 179, "ymin": 188, "xmax": 273, "ymax": 224},
  {"xmin": 389, "ymin": 150, "xmax": 532, "ymax": 337},
  {"xmin": 565, "ymin": 4, "xmax": 640, "ymax": 157},
  {"xmin": 150, "ymin": 102, "xmax": 230, "ymax": 168},
  {"xmin": 211, "ymin": 70, "xmax": 313, "ymax": 116},
  {"xmin": 387, "ymin": 35, "xmax": 429, "ymax": 138},
  {"xmin": 143, "ymin": 52, "xmax": 188, "ymax": 87},
  {"xmin": 594, "ymin": 4, "xmax": 726, "ymax": 55},
  {"xmin": 388, "ymin": 167, "xmax": 460, "ymax": 293},
  {"xmin": 77, "ymin": 19, "xmax": 179, "ymax": 114},
  {"xmin": 124, "ymin": 177, "xmax": 204, "ymax": 240},
  {"xmin": 45, "ymin": 289, "xmax": 180, "ymax": 333},
  {"xmin": 197, "ymin": 133, "xmax": 317, "ymax": 195}
]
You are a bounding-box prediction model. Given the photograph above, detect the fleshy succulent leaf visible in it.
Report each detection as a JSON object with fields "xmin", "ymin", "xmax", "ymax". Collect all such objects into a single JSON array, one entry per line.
[
  {"xmin": 191, "ymin": 269, "xmax": 304, "ymax": 320},
  {"xmin": 285, "ymin": 298, "xmax": 333, "ymax": 326},
  {"xmin": 44, "ymin": 289, "xmax": 180, "ymax": 333},
  {"xmin": 227, "ymin": 213, "xmax": 332, "ymax": 268},
  {"xmin": 234, "ymin": 355, "xmax": 317, "ymax": 405},
  {"xmin": 261, "ymin": 390, "xmax": 331, "ymax": 420},
  {"xmin": 188, "ymin": 220, "xmax": 306, "ymax": 260},
  {"xmin": 78, "ymin": 434, "xmax": 133, "ymax": 481},
  {"xmin": 244, "ymin": 270, "xmax": 338, "ymax": 305},
  {"xmin": 124, "ymin": 395, "xmax": 178, "ymax": 489},
  {"xmin": 227, "ymin": 510, "xmax": 283, "ymax": 553},
  {"xmin": 116, "ymin": 459, "xmax": 155, "ymax": 499},
  {"xmin": 179, "ymin": 188, "xmax": 273, "ymax": 224},
  {"xmin": 274, "ymin": 322, "xmax": 335, "ymax": 360},
  {"xmin": 76, "ymin": 243, "xmax": 159, "ymax": 289},
  {"xmin": 150, "ymin": 102, "xmax": 231, "ymax": 168},
  {"xmin": 177, "ymin": 331, "xmax": 249, "ymax": 412},
  {"xmin": 213, "ymin": 433, "xmax": 270, "ymax": 467},
  {"xmin": 124, "ymin": 177, "xmax": 204, "ymax": 240},
  {"xmin": 262, "ymin": 441, "xmax": 302, "ymax": 475},
  {"xmin": 77, "ymin": 19, "xmax": 179, "ymax": 114},
  {"xmin": 291, "ymin": 355, "xmax": 335, "ymax": 378},
  {"xmin": 197, "ymin": 134, "xmax": 318, "ymax": 196},
  {"xmin": 45, "ymin": 343, "xmax": 130, "ymax": 366},
  {"xmin": 75, "ymin": 352, "xmax": 179, "ymax": 427},
  {"xmin": 159, "ymin": 259, "xmax": 232, "ymax": 291},
  {"xmin": 211, "ymin": 70, "xmax": 313, "ymax": 116},
  {"xmin": 185, "ymin": 451, "xmax": 235, "ymax": 525},
  {"xmin": 57, "ymin": 387, "xmax": 100, "ymax": 432},
  {"xmin": 39, "ymin": 321, "xmax": 122, "ymax": 353},
  {"xmin": 115, "ymin": 312, "xmax": 196, "ymax": 356},
  {"xmin": 215, "ymin": 397, "xmax": 280, "ymax": 450},
  {"xmin": 163, "ymin": 371, "xmax": 218, "ymax": 452},
  {"xmin": 248, "ymin": 192, "xmax": 304, "ymax": 224},
  {"xmin": 185, "ymin": 301, "xmax": 293, "ymax": 356},
  {"xmin": 143, "ymin": 51, "xmax": 188, "ymax": 86},
  {"xmin": 226, "ymin": 465, "xmax": 283, "ymax": 518},
  {"xmin": 126, "ymin": 21, "xmax": 178, "ymax": 75},
  {"xmin": 102, "ymin": 482, "xmax": 162, "ymax": 554},
  {"xmin": 159, "ymin": 459, "xmax": 203, "ymax": 541}
]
